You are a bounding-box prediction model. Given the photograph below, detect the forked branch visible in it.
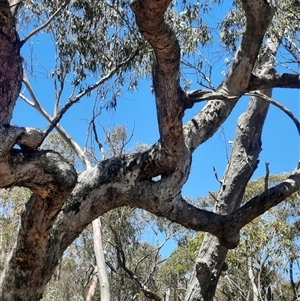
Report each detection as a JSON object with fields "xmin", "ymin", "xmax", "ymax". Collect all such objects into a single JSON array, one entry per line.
[{"xmin": 21, "ymin": 0, "xmax": 71, "ymax": 45}]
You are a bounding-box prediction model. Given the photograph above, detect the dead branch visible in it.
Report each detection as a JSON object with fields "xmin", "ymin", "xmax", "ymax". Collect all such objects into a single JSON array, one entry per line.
[
  {"xmin": 246, "ymin": 91, "xmax": 300, "ymax": 135},
  {"xmin": 264, "ymin": 162, "xmax": 270, "ymax": 197}
]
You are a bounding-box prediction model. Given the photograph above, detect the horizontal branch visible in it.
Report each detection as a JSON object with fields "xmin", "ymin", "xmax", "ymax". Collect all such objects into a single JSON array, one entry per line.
[
  {"xmin": 186, "ymin": 89, "xmax": 237, "ymax": 105},
  {"xmin": 231, "ymin": 164, "xmax": 300, "ymax": 229},
  {"xmin": 18, "ymin": 154, "xmax": 296, "ymax": 297},
  {"xmin": 152, "ymin": 166, "xmax": 300, "ymax": 249},
  {"xmin": 0, "ymin": 149, "xmax": 77, "ymax": 193},
  {"xmin": 248, "ymin": 73, "xmax": 300, "ymax": 91}
]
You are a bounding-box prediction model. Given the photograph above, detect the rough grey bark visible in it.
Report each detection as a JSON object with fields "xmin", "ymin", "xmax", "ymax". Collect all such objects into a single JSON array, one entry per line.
[
  {"xmin": 0, "ymin": 0, "xmax": 300, "ymax": 300},
  {"xmin": 184, "ymin": 32, "xmax": 281, "ymax": 301},
  {"xmin": 0, "ymin": 0, "xmax": 22, "ymax": 125}
]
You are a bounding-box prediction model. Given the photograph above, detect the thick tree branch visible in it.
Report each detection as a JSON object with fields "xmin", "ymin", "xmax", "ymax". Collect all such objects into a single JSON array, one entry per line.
[
  {"xmin": 0, "ymin": 150, "xmax": 77, "ymax": 300},
  {"xmin": 4, "ymin": 143, "xmax": 295, "ymax": 300},
  {"xmin": 248, "ymin": 73, "xmax": 300, "ymax": 91},
  {"xmin": 0, "ymin": 125, "xmax": 25, "ymax": 158},
  {"xmin": 131, "ymin": 0, "xmax": 184, "ymax": 154},
  {"xmin": 230, "ymin": 165, "xmax": 300, "ymax": 229},
  {"xmin": 220, "ymin": 0, "xmax": 276, "ymax": 95},
  {"xmin": 0, "ymin": 0, "xmax": 298, "ymax": 300},
  {"xmin": 0, "ymin": 149, "xmax": 77, "ymax": 194},
  {"xmin": 50, "ymin": 158, "xmax": 300, "ymax": 254},
  {"xmin": 184, "ymin": 0, "xmax": 276, "ymax": 153},
  {"xmin": 185, "ymin": 36, "xmax": 280, "ymax": 300}
]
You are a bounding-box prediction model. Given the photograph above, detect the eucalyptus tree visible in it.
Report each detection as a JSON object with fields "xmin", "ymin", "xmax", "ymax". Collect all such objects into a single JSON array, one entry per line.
[
  {"xmin": 0, "ymin": 0, "xmax": 300, "ymax": 301},
  {"xmin": 215, "ymin": 176, "xmax": 300, "ymax": 301}
]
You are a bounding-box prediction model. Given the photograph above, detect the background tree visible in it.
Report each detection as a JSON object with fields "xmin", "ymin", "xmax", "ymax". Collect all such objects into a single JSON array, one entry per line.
[{"xmin": 0, "ymin": 0, "xmax": 299, "ymax": 300}]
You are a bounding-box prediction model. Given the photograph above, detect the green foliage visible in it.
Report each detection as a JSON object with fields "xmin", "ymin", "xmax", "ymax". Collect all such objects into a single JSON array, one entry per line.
[
  {"xmin": 219, "ymin": 2, "xmax": 244, "ymax": 53},
  {"xmin": 216, "ymin": 175, "xmax": 300, "ymax": 300},
  {"xmin": 219, "ymin": 0, "xmax": 300, "ymax": 68},
  {"xmin": 104, "ymin": 125, "xmax": 128, "ymax": 156},
  {"xmin": 188, "ymin": 232, "xmax": 205, "ymax": 256},
  {"xmin": 42, "ymin": 132, "xmax": 76, "ymax": 166},
  {"xmin": 17, "ymin": 0, "xmax": 216, "ymax": 111},
  {"xmin": 0, "ymin": 187, "xmax": 31, "ymax": 272}
]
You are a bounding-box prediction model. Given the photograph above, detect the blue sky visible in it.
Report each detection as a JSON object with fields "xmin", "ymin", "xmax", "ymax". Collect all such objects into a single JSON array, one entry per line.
[{"xmin": 12, "ymin": 1, "xmax": 300, "ymax": 203}]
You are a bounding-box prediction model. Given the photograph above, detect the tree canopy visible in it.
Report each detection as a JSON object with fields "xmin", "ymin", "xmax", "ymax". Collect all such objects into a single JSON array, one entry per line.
[{"xmin": 0, "ymin": 0, "xmax": 299, "ymax": 300}]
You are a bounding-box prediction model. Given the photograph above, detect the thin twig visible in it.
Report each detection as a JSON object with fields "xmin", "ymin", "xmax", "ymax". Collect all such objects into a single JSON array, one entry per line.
[
  {"xmin": 122, "ymin": 122, "xmax": 135, "ymax": 154},
  {"xmin": 213, "ymin": 166, "xmax": 222, "ymax": 185},
  {"xmin": 92, "ymin": 118, "xmax": 106, "ymax": 160},
  {"xmin": 105, "ymin": 221, "xmax": 162, "ymax": 301},
  {"xmin": 21, "ymin": 1, "xmax": 71, "ymax": 45},
  {"xmin": 21, "ymin": 73, "xmax": 91, "ymax": 169},
  {"xmin": 246, "ymin": 91, "xmax": 300, "ymax": 135},
  {"xmin": 264, "ymin": 162, "xmax": 270, "ymax": 197},
  {"xmin": 209, "ymin": 191, "xmax": 218, "ymax": 203},
  {"xmin": 43, "ymin": 47, "xmax": 140, "ymax": 138}
]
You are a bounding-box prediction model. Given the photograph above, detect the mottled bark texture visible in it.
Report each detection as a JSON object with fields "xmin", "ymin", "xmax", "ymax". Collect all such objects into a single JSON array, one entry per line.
[
  {"xmin": 0, "ymin": 0, "xmax": 300, "ymax": 300},
  {"xmin": 0, "ymin": 0, "xmax": 22, "ymax": 125},
  {"xmin": 185, "ymin": 35, "xmax": 280, "ymax": 301}
]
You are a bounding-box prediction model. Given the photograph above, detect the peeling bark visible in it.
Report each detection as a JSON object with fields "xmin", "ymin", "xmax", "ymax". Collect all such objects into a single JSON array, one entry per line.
[{"xmin": 0, "ymin": 152, "xmax": 77, "ymax": 301}]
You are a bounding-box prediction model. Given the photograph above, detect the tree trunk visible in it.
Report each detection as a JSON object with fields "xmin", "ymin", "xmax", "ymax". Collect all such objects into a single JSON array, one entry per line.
[
  {"xmin": 92, "ymin": 217, "xmax": 110, "ymax": 301},
  {"xmin": 1, "ymin": 0, "xmax": 300, "ymax": 300},
  {"xmin": 185, "ymin": 35, "xmax": 280, "ymax": 301},
  {"xmin": 0, "ymin": 0, "xmax": 22, "ymax": 125},
  {"xmin": 85, "ymin": 267, "xmax": 98, "ymax": 301},
  {"xmin": 248, "ymin": 257, "xmax": 259, "ymax": 301}
]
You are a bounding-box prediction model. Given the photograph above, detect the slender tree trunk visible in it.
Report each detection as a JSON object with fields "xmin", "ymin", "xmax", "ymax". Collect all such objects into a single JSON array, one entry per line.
[
  {"xmin": 85, "ymin": 266, "xmax": 98, "ymax": 301},
  {"xmin": 164, "ymin": 288, "xmax": 171, "ymax": 301},
  {"xmin": 92, "ymin": 217, "xmax": 110, "ymax": 301},
  {"xmin": 248, "ymin": 257, "xmax": 259, "ymax": 301}
]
